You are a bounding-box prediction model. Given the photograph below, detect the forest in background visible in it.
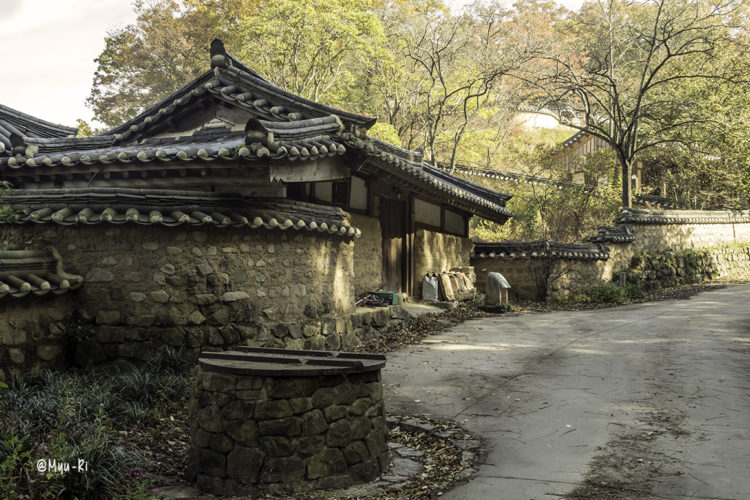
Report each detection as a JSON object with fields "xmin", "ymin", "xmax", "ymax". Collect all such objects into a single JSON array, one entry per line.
[{"xmin": 84, "ymin": 0, "xmax": 750, "ymax": 242}]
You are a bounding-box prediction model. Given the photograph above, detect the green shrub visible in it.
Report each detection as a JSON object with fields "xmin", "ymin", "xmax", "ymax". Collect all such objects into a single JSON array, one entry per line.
[
  {"xmin": 622, "ymin": 283, "xmax": 646, "ymax": 300},
  {"xmin": 0, "ymin": 350, "xmax": 191, "ymax": 499},
  {"xmin": 684, "ymin": 250, "xmax": 698, "ymax": 270},
  {"xmin": 0, "ymin": 372, "xmax": 144, "ymax": 499},
  {"xmin": 496, "ymin": 302, "xmax": 513, "ymax": 313},
  {"xmin": 630, "ymin": 254, "xmax": 643, "ymax": 268}
]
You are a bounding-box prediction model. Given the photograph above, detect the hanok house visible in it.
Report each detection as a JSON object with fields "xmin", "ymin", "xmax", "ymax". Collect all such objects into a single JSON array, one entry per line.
[{"xmin": 0, "ymin": 40, "xmax": 511, "ymax": 373}]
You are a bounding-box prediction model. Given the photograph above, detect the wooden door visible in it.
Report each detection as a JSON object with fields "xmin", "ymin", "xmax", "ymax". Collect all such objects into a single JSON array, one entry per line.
[{"xmin": 380, "ymin": 198, "xmax": 406, "ymax": 292}]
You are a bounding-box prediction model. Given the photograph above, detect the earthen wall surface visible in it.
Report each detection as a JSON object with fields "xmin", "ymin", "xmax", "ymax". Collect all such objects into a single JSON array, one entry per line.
[
  {"xmin": 414, "ymin": 229, "xmax": 472, "ymax": 296},
  {"xmin": 348, "ymin": 213, "xmax": 383, "ymax": 296},
  {"xmin": 472, "ymin": 259, "xmax": 546, "ymax": 300}
]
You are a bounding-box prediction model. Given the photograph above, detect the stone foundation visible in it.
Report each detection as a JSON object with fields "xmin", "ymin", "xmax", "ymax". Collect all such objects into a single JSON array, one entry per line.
[
  {"xmin": 0, "ymin": 300, "xmax": 409, "ymax": 379},
  {"xmin": 0, "ymin": 296, "xmax": 75, "ymax": 372},
  {"xmin": 189, "ymin": 349, "xmax": 388, "ymax": 495},
  {"xmin": 617, "ymin": 247, "xmax": 750, "ymax": 291}
]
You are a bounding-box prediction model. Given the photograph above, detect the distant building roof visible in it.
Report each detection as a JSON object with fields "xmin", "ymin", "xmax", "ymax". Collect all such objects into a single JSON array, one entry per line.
[{"xmin": 0, "ymin": 104, "xmax": 76, "ymax": 154}]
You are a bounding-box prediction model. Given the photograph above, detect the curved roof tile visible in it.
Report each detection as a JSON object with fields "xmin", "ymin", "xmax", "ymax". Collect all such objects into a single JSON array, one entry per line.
[
  {"xmin": 2, "ymin": 188, "xmax": 361, "ymax": 238},
  {"xmin": 0, "ymin": 104, "xmax": 76, "ymax": 154},
  {"xmin": 1, "ymin": 41, "xmax": 512, "ymax": 224},
  {"xmin": 0, "ymin": 247, "xmax": 83, "ymax": 299},
  {"xmin": 588, "ymin": 225, "xmax": 635, "ymax": 243},
  {"xmin": 616, "ymin": 208, "xmax": 750, "ymax": 225},
  {"xmin": 472, "ymin": 240, "xmax": 610, "ymax": 261}
]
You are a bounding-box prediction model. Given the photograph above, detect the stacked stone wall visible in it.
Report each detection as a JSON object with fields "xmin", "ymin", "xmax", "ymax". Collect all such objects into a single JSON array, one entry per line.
[
  {"xmin": 1, "ymin": 225, "xmax": 356, "ymax": 323},
  {"xmin": 0, "ymin": 224, "xmax": 363, "ymax": 372},
  {"xmin": 189, "ymin": 369, "xmax": 387, "ymax": 495},
  {"xmin": 1, "ymin": 218, "xmax": 473, "ymax": 374},
  {"xmin": 619, "ymin": 247, "xmax": 750, "ymax": 290},
  {"xmin": 0, "ymin": 296, "xmax": 75, "ymax": 373},
  {"xmin": 471, "ymin": 218, "xmax": 750, "ymax": 301}
]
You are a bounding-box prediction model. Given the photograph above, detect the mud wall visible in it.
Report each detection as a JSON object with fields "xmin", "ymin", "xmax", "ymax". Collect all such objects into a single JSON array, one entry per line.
[{"xmin": 414, "ymin": 229, "xmax": 472, "ymax": 297}]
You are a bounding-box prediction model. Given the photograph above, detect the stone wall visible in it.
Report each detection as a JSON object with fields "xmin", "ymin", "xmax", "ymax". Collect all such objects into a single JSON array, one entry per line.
[
  {"xmin": 1, "ymin": 225, "xmax": 356, "ymax": 324},
  {"xmin": 471, "ymin": 212, "xmax": 750, "ymax": 301},
  {"xmin": 472, "ymin": 259, "xmax": 546, "ymax": 300},
  {"xmin": 414, "ymin": 229, "xmax": 472, "ymax": 296},
  {"xmin": 0, "ymin": 296, "xmax": 75, "ymax": 374},
  {"xmin": 1, "ymin": 215, "xmax": 476, "ymax": 374},
  {"xmin": 189, "ymin": 367, "xmax": 387, "ymax": 495},
  {"xmin": 547, "ymin": 247, "xmax": 625, "ymax": 300},
  {"xmin": 628, "ymin": 222, "xmax": 750, "ymax": 256},
  {"xmin": 617, "ymin": 247, "xmax": 750, "ymax": 291},
  {"xmin": 0, "ymin": 224, "xmax": 359, "ymax": 371},
  {"xmin": 348, "ymin": 213, "xmax": 383, "ymax": 296}
]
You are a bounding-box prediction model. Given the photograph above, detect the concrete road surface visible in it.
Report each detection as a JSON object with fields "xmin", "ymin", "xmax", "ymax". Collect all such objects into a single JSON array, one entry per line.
[{"xmin": 383, "ymin": 284, "xmax": 750, "ymax": 499}]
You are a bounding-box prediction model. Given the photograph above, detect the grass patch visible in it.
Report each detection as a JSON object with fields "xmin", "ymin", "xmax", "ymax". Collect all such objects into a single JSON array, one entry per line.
[{"xmin": 0, "ymin": 347, "xmax": 191, "ymax": 499}]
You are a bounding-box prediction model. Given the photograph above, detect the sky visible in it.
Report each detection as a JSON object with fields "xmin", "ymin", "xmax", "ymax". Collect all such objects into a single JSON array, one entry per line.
[
  {"xmin": 0, "ymin": 0, "xmax": 584, "ymax": 130},
  {"xmin": 0, "ymin": 0, "xmax": 138, "ymax": 127}
]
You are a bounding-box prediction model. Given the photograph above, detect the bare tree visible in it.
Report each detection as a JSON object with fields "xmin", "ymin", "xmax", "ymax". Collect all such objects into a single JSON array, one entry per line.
[
  {"xmin": 522, "ymin": 0, "xmax": 746, "ymax": 208},
  {"xmin": 392, "ymin": 2, "xmax": 536, "ymax": 169}
]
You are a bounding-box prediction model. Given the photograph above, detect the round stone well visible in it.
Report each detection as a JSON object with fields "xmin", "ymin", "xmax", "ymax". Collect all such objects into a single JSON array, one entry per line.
[{"xmin": 189, "ymin": 346, "xmax": 388, "ymax": 495}]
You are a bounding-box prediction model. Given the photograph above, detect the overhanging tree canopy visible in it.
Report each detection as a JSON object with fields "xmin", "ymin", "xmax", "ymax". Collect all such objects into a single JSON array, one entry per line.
[{"xmin": 522, "ymin": 0, "xmax": 748, "ymax": 208}]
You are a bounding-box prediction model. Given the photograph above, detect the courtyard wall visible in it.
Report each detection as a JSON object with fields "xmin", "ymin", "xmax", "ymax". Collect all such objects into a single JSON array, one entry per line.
[
  {"xmin": 0, "ymin": 224, "xmax": 363, "ymax": 375},
  {"xmin": 472, "ymin": 210, "xmax": 750, "ymax": 301}
]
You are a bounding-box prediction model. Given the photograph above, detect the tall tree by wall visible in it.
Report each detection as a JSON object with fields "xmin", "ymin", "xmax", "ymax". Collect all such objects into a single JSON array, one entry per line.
[
  {"xmin": 235, "ymin": 0, "xmax": 388, "ymax": 113},
  {"xmin": 86, "ymin": 0, "xmax": 383, "ymax": 128},
  {"xmin": 87, "ymin": 0, "xmax": 261, "ymax": 128},
  {"xmin": 523, "ymin": 0, "xmax": 747, "ymax": 208},
  {"xmin": 375, "ymin": 1, "xmax": 538, "ymax": 168}
]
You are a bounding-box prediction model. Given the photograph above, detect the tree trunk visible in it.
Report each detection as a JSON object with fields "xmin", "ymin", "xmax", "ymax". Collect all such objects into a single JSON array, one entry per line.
[{"xmin": 619, "ymin": 154, "xmax": 632, "ymax": 209}]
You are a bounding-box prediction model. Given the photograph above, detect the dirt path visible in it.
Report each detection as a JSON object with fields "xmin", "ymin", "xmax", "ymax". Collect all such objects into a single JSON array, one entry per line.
[{"xmin": 382, "ymin": 284, "xmax": 750, "ymax": 499}]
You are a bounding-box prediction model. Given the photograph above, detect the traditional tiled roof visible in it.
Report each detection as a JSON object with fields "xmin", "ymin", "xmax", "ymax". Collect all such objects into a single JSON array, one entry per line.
[
  {"xmin": 616, "ymin": 208, "xmax": 750, "ymax": 225},
  {"xmin": 0, "ymin": 39, "xmax": 512, "ymax": 224},
  {"xmin": 2, "ymin": 188, "xmax": 361, "ymax": 238},
  {"xmin": 0, "ymin": 247, "xmax": 83, "ymax": 298},
  {"xmin": 0, "ymin": 115, "xmax": 352, "ymax": 169},
  {"xmin": 104, "ymin": 39, "xmax": 375, "ymax": 145},
  {"xmin": 561, "ymin": 130, "xmax": 587, "ymax": 148},
  {"xmin": 472, "ymin": 240, "xmax": 610, "ymax": 260},
  {"xmin": 0, "ymin": 104, "xmax": 76, "ymax": 154},
  {"xmin": 1, "ymin": 126, "xmax": 511, "ymax": 222},
  {"xmin": 588, "ymin": 225, "xmax": 635, "ymax": 243},
  {"xmin": 447, "ymin": 163, "xmax": 596, "ymax": 194},
  {"xmin": 359, "ymin": 139, "xmax": 512, "ymax": 223}
]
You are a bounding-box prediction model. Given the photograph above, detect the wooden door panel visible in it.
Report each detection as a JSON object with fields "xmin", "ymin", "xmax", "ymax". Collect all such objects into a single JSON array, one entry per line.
[{"xmin": 381, "ymin": 199, "xmax": 406, "ymax": 292}]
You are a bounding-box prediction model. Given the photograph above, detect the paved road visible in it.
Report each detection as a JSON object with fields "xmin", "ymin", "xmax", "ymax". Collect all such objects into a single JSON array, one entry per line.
[{"xmin": 383, "ymin": 284, "xmax": 750, "ymax": 499}]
